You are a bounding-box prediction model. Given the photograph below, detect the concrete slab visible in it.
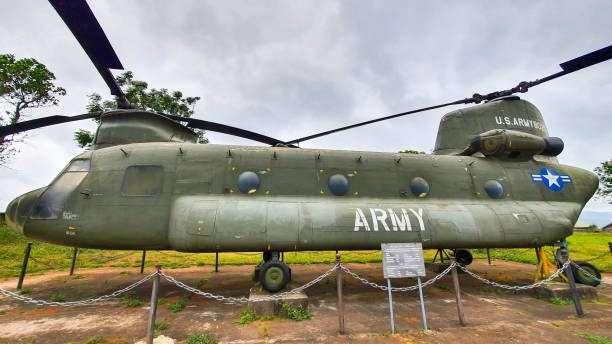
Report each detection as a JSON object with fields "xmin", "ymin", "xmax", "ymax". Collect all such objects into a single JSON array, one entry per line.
[
  {"xmin": 526, "ymin": 281, "xmax": 598, "ymax": 301},
  {"xmin": 247, "ymin": 283, "xmax": 309, "ymax": 316}
]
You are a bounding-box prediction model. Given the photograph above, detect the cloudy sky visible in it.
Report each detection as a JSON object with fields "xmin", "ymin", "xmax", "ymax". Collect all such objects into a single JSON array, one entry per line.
[{"xmin": 1, "ymin": 0, "xmax": 611, "ymax": 213}]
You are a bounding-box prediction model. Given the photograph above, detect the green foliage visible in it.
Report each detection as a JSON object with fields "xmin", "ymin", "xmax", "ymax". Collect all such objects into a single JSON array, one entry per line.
[
  {"xmin": 19, "ymin": 288, "xmax": 32, "ymax": 295},
  {"xmin": 76, "ymin": 71, "xmax": 207, "ymax": 147},
  {"xmin": 546, "ymin": 297, "xmax": 573, "ymax": 305},
  {"xmin": 399, "ymin": 150, "xmax": 427, "ymax": 155},
  {"xmin": 575, "ymin": 332, "xmax": 612, "ymax": 344},
  {"xmin": 49, "ymin": 293, "xmax": 65, "ymax": 302},
  {"xmin": 594, "ymin": 159, "xmax": 611, "ymax": 202},
  {"xmin": 157, "ymin": 297, "xmax": 168, "ymax": 305},
  {"xmin": 185, "ymin": 333, "xmax": 218, "ymax": 344},
  {"xmin": 71, "ymin": 274, "xmax": 84, "ymax": 279},
  {"xmin": 85, "ymin": 337, "xmax": 106, "ymax": 344},
  {"xmin": 0, "ymin": 311, "xmax": 6, "ymax": 315},
  {"xmin": 236, "ymin": 309, "xmax": 259, "ymax": 324},
  {"xmin": 282, "ymin": 303, "xmax": 312, "ymax": 321},
  {"xmin": 261, "ymin": 324, "xmax": 269, "ymax": 338},
  {"xmin": 168, "ymin": 298, "xmax": 188, "ymax": 312},
  {"xmin": 0, "ymin": 54, "xmax": 66, "ymax": 164},
  {"xmin": 155, "ymin": 321, "xmax": 169, "ymax": 331}
]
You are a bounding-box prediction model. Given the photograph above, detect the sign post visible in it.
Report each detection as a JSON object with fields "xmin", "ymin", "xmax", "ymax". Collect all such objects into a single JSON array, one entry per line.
[{"xmin": 381, "ymin": 243, "xmax": 427, "ymax": 331}]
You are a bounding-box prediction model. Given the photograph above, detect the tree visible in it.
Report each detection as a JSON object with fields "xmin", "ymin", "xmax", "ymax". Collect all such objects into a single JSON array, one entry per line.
[
  {"xmin": 0, "ymin": 54, "xmax": 66, "ymax": 165},
  {"xmin": 594, "ymin": 159, "xmax": 611, "ymax": 203},
  {"xmin": 75, "ymin": 71, "xmax": 208, "ymax": 147}
]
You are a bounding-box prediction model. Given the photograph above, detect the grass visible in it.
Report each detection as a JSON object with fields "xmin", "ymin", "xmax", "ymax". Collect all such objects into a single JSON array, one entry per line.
[
  {"xmin": 546, "ymin": 297, "xmax": 573, "ymax": 305},
  {"xmin": 49, "ymin": 293, "xmax": 65, "ymax": 302},
  {"xmin": 19, "ymin": 288, "xmax": 32, "ymax": 295},
  {"xmin": 185, "ymin": 333, "xmax": 218, "ymax": 344},
  {"xmin": 236, "ymin": 309, "xmax": 259, "ymax": 324},
  {"xmin": 0, "ymin": 217, "xmax": 610, "ymax": 279},
  {"xmin": 282, "ymin": 303, "xmax": 312, "ymax": 321},
  {"xmin": 168, "ymin": 298, "xmax": 188, "ymax": 313},
  {"xmin": 574, "ymin": 332, "xmax": 612, "ymax": 344},
  {"xmin": 85, "ymin": 337, "xmax": 106, "ymax": 344}
]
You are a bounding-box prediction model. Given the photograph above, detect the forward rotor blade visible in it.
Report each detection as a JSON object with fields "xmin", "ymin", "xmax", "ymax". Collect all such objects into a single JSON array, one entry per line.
[
  {"xmin": 49, "ymin": 0, "xmax": 128, "ymax": 105},
  {"xmin": 0, "ymin": 113, "xmax": 100, "ymax": 138},
  {"xmin": 160, "ymin": 114, "xmax": 295, "ymax": 147}
]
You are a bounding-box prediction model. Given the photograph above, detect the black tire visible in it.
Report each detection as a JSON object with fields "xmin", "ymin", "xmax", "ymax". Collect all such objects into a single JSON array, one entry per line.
[
  {"xmin": 259, "ymin": 260, "xmax": 291, "ymax": 292},
  {"xmin": 455, "ymin": 249, "xmax": 473, "ymax": 265},
  {"xmin": 263, "ymin": 251, "xmax": 272, "ymax": 262},
  {"xmin": 572, "ymin": 261, "xmax": 601, "ymax": 287}
]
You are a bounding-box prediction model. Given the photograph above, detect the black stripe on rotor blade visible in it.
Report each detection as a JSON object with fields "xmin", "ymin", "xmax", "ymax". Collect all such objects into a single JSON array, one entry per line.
[
  {"xmin": 159, "ymin": 114, "xmax": 296, "ymax": 147},
  {"xmin": 284, "ymin": 99, "xmax": 466, "ymax": 145},
  {"xmin": 0, "ymin": 113, "xmax": 100, "ymax": 138},
  {"xmin": 560, "ymin": 45, "xmax": 612, "ymax": 73}
]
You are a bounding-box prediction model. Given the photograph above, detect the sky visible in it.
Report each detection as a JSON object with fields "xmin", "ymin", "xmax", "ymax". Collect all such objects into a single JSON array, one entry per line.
[{"xmin": 0, "ymin": 0, "xmax": 611, "ymax": 213}]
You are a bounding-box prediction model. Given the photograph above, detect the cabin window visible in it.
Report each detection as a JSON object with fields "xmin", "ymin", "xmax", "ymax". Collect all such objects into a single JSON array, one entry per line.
[
  {"xmin": 121, "ymin": 165, "xmax": 164, "ymax": 196},
  {"xmin": 30, "ymin": 159, "xmax": 90, "ymax": 219}
]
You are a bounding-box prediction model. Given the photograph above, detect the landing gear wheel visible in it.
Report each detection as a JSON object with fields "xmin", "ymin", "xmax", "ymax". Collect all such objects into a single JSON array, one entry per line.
[
  {"xmin": 571, "ymin": 261, "xmax": 601, "ymax": 287},
  {"xmin": 454, "ymin": 249, "xmax": 473, "ymax": 265},
  {"xmin": 259, "ymin": 260, "xmax": 291, "ymax": 292}
]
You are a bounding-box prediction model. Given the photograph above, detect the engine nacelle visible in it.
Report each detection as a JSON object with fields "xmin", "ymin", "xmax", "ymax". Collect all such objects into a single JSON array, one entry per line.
[{"xmin": 459, "ymin": 129, "xmax": 564, "ymax": 159}]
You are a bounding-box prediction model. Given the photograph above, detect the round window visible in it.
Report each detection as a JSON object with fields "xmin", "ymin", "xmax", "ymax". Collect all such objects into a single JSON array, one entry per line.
[
  {"xmin": 237, "ymin": 171, "xmax": 260, "ymax": 194},
  {"xmin": 484, "ymin": 180, "xmax": 504, "ymax": 198},
  {"xmin": 410, "ymin": 177, "xmax": 430, "ymax": 197},
  {"xmin": 328, "ymin": 174, "xmax": 349, "ymax": 196}
]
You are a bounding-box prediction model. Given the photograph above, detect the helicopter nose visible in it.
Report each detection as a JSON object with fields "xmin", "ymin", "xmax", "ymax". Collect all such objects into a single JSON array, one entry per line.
[{"xmin": 5, "ymin": 187, "xmax": 46, "ymax": 235}]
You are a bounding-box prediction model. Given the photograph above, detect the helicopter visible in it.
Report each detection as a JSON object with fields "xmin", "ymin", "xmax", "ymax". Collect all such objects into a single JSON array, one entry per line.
[{"xmin": 1, "ymin": 0, "xmax": 610, "ymax": 292}]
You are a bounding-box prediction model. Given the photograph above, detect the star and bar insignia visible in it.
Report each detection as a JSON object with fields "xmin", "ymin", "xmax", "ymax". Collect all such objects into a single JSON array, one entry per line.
[{"xmin": 531, "ymin": 168, "xmax": 572, "ymax": 191}]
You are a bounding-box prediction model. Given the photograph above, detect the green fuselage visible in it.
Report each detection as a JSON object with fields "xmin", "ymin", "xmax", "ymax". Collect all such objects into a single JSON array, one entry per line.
[{"xmin": 6, "ymin": 142, "xmax": 599, "ymax": 252}]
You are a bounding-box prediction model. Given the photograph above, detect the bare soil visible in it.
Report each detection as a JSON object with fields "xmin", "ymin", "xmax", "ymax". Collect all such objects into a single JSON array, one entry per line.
[{"xmin": 0, "ymin": 259, "xmax": 611, "ymax": 344}]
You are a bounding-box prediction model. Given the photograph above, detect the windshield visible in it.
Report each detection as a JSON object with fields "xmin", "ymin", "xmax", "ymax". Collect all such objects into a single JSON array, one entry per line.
[{"xmin": 30, "ymin": 159, "xmax": 90, "ymax": 219}]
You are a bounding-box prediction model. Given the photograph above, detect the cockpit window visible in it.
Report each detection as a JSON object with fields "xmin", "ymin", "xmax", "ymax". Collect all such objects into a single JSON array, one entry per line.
[
  {"xmin": 30, "ymin": 159, "xmax": 89, "ymax": 219},
  {"xmin": 121, "ymin": 165, "xmax": 164, "ymax": 196}
]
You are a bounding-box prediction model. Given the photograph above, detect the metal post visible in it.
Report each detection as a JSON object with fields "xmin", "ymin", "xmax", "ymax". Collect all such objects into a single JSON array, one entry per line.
[
  {"xmin": 281, "ymin": 251, "xmax": 284, "ymax": 262},
  {"xmin": 140, "ymin": 250, "xmax": 147, "ymax": 274},
  {"xmin": 215, "ymin": 252, "xmax": 219, "ymax": 272},
  {"xmin": 387, "ymin": 279, "xmax": 395, "ymax": 333},
  {"xmin": 486, "ymin": 248, "xmax": 491, "ymax": 265},
  {"xmin": 417, "ymin": 277, "xmax": 428, "ymax": 330},
  {"xmin": 336, "ymin": 254, "xmax": 345, "ymax": 334},
  {"xmin": 450, "ymin": 255, "xmax": 465, "ymax": 326},
  {"xmin": 146, "ymin": 265, "xmax": 162, "ymax": 344},
  {"xmin": 69, "ymin": 247, "xmax": 78, "ymax": 276},
  {"xmin": 535, "ymin": 247, "xmax": 541, "ymax": 264},
  {"xmin": 17, "ymin": 242, "xmax": 32, "ymax": 290},
  {"xmin": 560, "ymin": 246, "xmax": 584, "ymax": 317}
]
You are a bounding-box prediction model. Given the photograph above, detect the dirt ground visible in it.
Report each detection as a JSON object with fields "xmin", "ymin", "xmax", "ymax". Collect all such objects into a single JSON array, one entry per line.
[{"xmin": 0, "ymin": 259, "xmax": 611, "ymax": 344}]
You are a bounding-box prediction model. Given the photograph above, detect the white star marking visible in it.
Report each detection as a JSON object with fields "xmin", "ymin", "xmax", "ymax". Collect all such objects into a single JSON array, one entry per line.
[{"xmin": 542, "ymin": 169, "xmax": 560, "ymax": 187}]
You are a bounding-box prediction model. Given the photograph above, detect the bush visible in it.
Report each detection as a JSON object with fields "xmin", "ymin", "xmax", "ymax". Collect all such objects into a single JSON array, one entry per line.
[
  {"xmin": 282, "ymin": 303, "xmax": 312, "ymax": 321},
  {"xmin": 85, "ymin": 337, "xmax": 106, "ymax": 344}
]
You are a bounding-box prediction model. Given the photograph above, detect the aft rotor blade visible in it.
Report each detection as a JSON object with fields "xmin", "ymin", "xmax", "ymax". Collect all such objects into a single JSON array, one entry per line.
[
  {"xmin": 49, "ymin": 0, "xmax": 129, "ymax": 105},
  {"xmin": 284, "ymin": 45, "xmax": 612, "ymax": 144},
  {"xmin": 284, "ymin": 99, "xmax": 467, "ymax": 145},
  {"xmin": 0, "ymin": 113, "xmax": 100, "ymax": 138},
  {"xmin": 160, "ymin": 114, "xmax": 296, "ymax": 147}
]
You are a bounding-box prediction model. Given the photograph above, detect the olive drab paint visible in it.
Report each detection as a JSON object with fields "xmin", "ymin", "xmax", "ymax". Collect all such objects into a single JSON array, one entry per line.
[{"xmin": 5, "ymin": 98, "xmax": 600, "ymax": 253}]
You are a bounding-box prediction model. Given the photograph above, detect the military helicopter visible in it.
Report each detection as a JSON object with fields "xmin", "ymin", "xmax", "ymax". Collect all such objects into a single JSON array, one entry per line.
[{"xmin": 2, "ymin": 0, "xmax": 610, "ymax": 292}]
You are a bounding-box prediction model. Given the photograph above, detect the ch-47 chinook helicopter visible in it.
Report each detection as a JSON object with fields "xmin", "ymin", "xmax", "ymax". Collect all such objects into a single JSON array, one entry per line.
[{"xmin": 2, "ymin": 0, "xmax": 610, "ymax": 292}]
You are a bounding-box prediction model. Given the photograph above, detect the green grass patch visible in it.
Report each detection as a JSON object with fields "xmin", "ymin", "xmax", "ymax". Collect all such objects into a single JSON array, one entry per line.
[
  {"xmin": 574, "ymin": 331, "xmax": 612, "ymax": 344},
  {"xmin": 546, "ymin": 297, "xmax": 573, "ymax": 305},
  {"xmin": 19, "ymin": 288, "xmax": 33, "ymax": 295},
  {"xmin": 155, "ymin": 321, "xmax": 169, "ymax": 331},
  {"xmin": 236, "ymin": 309, "xmax": 259, "ymax": 324},
  {"xmin": 85, "ymin": 337, "xmax": 106, "ymax": 344},
  {"xmin": 156, "ymin": 297, "xmax": 168, "ymax": 305},
  {"xmin": 71, "ymin": 274, "xmax": 84, "ymax": 279},
  {"xmin": 49, "ymin": 294, "xmax": 65, "ymax": 302},
  {"xmin": 168, "ymin": 298, "xmax": 188, "ymax": 313},
  {"xmin": 282, "ymin": 303, "xmax": 312, "ymax": 321},
  {"xmin": 185, "ymin": 333, "xmax": 218, "ymax": 344},
  {"xmin": 0, "ymin": 311, "xmax": 6, "ymax": 315}
]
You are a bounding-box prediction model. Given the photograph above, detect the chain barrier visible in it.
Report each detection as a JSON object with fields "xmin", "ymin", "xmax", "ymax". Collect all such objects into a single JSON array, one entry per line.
[
  {"xmin": 457, "ymin": 260, "xmax": 571, "ymax": 290},
  {"xmin": 571, "ymin": 262, "xmax": 612, "ymax": 287},
  {"xmin": 0, "ymin": 272, "xmax": 158, "ymax": 306},
  {"xmin": 159, "ymin": 263, "xmax": 340, "ymax": 303},
  {"xmin": 340, "ymin": 262, "xmax": 456, "ymax": 292}
]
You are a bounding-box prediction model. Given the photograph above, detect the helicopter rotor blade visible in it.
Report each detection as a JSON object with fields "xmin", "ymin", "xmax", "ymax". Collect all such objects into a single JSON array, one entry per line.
[
  {"xmin": 0, "ymin": 113, "xmax": 101, "ymax": 138},
  {"xmin": 284, "ymin": 45, "xmax": 612, "ymax": 145},
  {"xmin": 159, "ymin": 114, "xmax": 295, "ymax": 147},
  {"xmin": 48, "ymin": 0, "xmax": 132, "ymax": 108}
]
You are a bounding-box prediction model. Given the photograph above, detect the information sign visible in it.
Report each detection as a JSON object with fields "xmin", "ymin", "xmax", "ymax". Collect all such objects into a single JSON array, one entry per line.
[{"xmin": 381, "ymin": 242, "xmax": 425, "ymax": 278}]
